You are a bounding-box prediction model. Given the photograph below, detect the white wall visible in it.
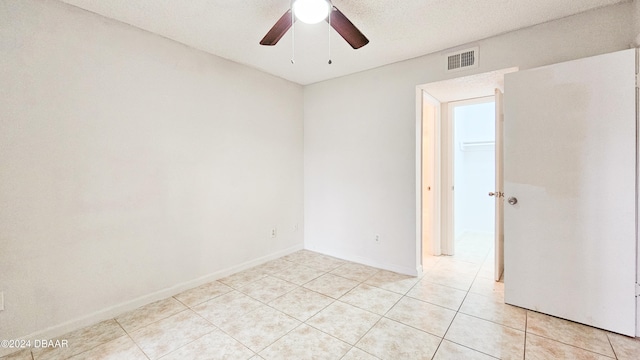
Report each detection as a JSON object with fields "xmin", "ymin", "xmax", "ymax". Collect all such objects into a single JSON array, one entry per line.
[
  {"xmin": 0, "ymin": 0, "xmax": 303, "ymax": 342},
  {"xmin": 453, "ymin": 102, "xmax": 495, "ymax": 237},
  {"xmin": 304, "ymin": 2, "xmax": 634, "ymax": 275}
]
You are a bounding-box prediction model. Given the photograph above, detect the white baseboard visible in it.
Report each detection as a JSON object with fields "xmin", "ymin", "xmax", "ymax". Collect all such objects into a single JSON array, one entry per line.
[
  {"xmin": 304, "ymin": 247, "xmax": 420, "ymax": 277},
  {"xmin": 342, "ymin": 254, "xmax": 420, "ymax": 276},
  {"xmin": 0, "ymin": 244, "xmax": 303, "ymax": 357}
]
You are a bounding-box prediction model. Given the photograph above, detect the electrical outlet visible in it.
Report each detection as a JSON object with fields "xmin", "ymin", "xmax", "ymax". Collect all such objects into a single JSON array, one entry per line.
[
  {"xmin": 375, "ymin": 234, "xmax": 380, "ymax": 243},
  {"xmin": 271, "ymin": 228, "xmax": 277, "ymax": 238},
  {"xmin": 293, "ymin": 223, "xmax": 299, "ymax": 232},
  {"xmin": 0, "ymin": 291, "xmax": 4, "ymax": 311}
]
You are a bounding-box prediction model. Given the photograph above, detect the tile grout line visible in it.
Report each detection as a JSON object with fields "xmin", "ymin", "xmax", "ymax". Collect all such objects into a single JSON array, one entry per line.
[
  {"xmin": 196, "ymin": 314, "xmax": 258, "ymax": 359},
  {"xmin": 452, "ymin": 250, "xmax": 506, "ymax": 360},
  {"xmin": 525, "ymin": 332, "xmax": 620, "ymax": 359},
  {"xmin": 524, "ymin": 311, "xmax": 622, "ymax": 359},
  {"xmin": 433, "ymin": 251, "xmax": 487, "ymax": 359},
  {"xmin": 605, "ymin": 332, "xmax": 619, "ymax": 359},
  {"xmin": 125, "ymin": 331, "xmax": 152, "ymax": 360}
]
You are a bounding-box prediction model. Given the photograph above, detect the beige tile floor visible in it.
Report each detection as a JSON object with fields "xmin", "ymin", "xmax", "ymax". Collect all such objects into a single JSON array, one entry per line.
[{"xmin": 3, "ymin": 233, "xmax": 640, "ymax": 359}]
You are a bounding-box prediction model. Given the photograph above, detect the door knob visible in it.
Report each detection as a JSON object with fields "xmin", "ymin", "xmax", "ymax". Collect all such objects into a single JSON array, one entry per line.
[
  {"xmin": 489, "ymin": 192, "xmax": 496, "ymax": 197},
  {"xmin": 508, "ymin": 197, "xmax": 518, "ymax": 205}
]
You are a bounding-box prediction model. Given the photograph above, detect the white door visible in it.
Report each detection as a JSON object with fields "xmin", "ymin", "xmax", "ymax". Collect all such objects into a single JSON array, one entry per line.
[
  {"xmin": 503, "ymin": 49, "xmax": 636, "ymax": 336},
  {"xmin": 494, "ymin": 89, "xmax": 504, "ymax": 282}
]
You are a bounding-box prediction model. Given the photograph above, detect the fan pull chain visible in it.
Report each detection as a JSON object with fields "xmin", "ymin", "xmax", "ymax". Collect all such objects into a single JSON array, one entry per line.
[
  {"xmin": 328, "ymin": 7, "xmax": 332, "ymax": 65},
  {"xmin": 290, "ymin": 6, "xmax": 295, "ymax": 64}
]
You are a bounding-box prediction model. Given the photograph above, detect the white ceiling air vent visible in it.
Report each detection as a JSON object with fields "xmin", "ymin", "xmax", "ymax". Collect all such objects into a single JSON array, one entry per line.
[{"xmin": 445, "ymin": 47, "xmax": 479, "ymax": 72}]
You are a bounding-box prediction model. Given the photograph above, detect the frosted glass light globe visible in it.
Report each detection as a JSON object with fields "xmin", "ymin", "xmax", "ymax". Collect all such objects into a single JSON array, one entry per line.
[{"xmin": 293, "ymin": 0, "xmax": 330, "ymax": 24}]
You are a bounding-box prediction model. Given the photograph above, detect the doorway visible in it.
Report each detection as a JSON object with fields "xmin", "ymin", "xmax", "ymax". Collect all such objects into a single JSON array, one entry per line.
[
  {"xmin": 449, "ymin": 97, "xmax": 495, "ymax": 261},
  {"xmin": 416, "ymin": 67, "xmax": 518, "ymax": 277}
]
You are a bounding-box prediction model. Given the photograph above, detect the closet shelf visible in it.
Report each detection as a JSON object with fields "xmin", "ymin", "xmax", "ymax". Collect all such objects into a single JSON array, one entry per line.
[{"xmin": 459, "ymin": 141, "xmax": 495, "ymax": 152}]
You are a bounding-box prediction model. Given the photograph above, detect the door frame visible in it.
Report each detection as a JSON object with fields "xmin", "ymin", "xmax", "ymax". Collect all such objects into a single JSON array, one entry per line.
[{"xmin": 415, "ymin": 67, "xmax": 517, "ymax": 274}]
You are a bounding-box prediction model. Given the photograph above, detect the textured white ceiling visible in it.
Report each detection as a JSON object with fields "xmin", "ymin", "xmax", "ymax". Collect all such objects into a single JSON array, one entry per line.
[{"xmin": 58, "ymin": 0, "xmax": 627, "ymax": 85}]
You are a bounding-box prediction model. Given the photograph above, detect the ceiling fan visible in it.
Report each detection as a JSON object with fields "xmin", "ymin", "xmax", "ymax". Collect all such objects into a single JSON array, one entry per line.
[{"xmin": 260, "ymin": 0, "xmax": 369, "ymax": 50}]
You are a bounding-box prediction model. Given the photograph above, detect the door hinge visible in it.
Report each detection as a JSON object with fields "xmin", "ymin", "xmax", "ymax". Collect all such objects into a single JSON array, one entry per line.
[{"xmin": 636, "ymin": 283, "xmax": 640, "ymax": 297}]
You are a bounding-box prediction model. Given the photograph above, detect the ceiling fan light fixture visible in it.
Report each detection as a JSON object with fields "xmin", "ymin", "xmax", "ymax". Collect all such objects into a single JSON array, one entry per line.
[{"xmin": 292, "ymin": 0, "xmax": 330, "ymax": 24}]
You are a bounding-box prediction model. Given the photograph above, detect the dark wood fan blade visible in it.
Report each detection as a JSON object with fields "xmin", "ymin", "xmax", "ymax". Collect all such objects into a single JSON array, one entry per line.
[
  {"xmin": 260, "ymin": 10, "xmax": 293, "ymax": 46},
  {"xmin": 328, "ymin": 6, "xmax": 369, "ymax": 49}
]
